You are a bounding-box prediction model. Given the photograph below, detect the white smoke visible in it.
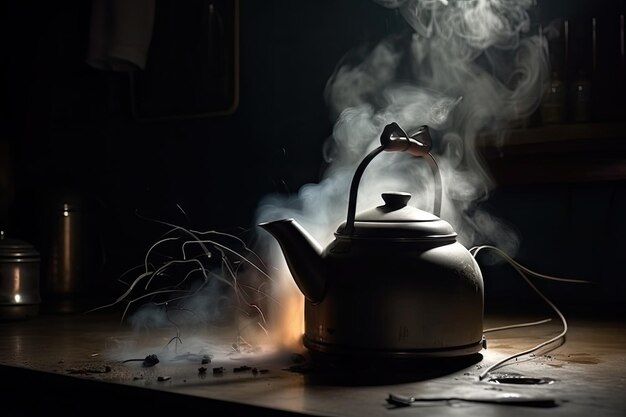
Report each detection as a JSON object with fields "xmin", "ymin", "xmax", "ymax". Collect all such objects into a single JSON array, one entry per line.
[{"xmin": 257, "ymin": 0, "xmax": 548, "ymax": 248}]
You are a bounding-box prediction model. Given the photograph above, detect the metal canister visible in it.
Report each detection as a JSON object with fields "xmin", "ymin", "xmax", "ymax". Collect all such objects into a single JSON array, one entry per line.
[
  {"xmin": 44, "ymin": 195, "xmax": 103, "ymax": 313},
  {"xmin": 0, "ymin": 231, "xmax": 41, "ymax": 320}
]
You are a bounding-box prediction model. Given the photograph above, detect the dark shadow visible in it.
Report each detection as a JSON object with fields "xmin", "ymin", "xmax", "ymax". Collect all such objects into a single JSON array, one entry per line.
[
  {"xmin": 0, "ymin": 365, "xmax": 304, "ymax": 417},
  {"xmin": 288, "ymin": 350, "xmax": 483, "ymax": 386}
]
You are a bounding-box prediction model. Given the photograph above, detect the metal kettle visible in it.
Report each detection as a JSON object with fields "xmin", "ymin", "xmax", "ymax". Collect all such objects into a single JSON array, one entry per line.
[{"xmin": 259, "ymin": 123, "xmax": 484, "ymax": 357}]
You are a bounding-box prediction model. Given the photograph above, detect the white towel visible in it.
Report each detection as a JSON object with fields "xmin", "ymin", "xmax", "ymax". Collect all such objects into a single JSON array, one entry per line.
[{"xmin": 86, "ymin": 0, "xmax": 155, "ymax": 71}]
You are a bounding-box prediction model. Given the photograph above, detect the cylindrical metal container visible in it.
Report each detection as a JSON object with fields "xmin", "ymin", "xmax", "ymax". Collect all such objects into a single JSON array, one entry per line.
[
  {"xmin": 0, "ymin": 232, "xmax": 41, "ymax": 320},
  {"xmin": 44, "ymin": 195, "xmax": 103, "ymax": 313}
]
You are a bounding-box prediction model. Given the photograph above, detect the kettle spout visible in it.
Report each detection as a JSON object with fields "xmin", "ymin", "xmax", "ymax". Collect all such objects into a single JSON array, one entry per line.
[{"xmin": 258, "ymin": 219, "xmax": 326, "ymax": 304}]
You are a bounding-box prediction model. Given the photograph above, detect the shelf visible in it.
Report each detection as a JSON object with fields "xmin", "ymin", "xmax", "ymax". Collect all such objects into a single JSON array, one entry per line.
[{"xmin": 476, "ymin": 122, "xmax": 626, "ymax": 185}]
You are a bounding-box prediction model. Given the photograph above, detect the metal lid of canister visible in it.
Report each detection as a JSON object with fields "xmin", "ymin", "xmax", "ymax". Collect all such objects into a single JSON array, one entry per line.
[{"xmin": 0, "ymin": 232, "xmax": 40, "ymax": 261}]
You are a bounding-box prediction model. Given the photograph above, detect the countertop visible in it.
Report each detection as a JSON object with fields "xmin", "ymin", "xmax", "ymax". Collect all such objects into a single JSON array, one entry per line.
[{"xmin": 1, "ymin": 310, "xmax": 625, "ymax": 417}]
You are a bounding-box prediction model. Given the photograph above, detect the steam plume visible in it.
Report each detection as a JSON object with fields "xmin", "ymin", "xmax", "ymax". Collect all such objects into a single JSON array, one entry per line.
[{"xmin": 254, "ymin": 0, "xmax": 549, "ymax": 346}]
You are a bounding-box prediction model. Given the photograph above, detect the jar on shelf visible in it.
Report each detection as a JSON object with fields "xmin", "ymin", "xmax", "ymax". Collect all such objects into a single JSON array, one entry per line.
[
  {"xmin": 570, "ymin": 69, "xmax": 592, "ymax": 122},
  {"xmin": 540, "ymin": 71, "xmax": 566, "ymax": 124}
]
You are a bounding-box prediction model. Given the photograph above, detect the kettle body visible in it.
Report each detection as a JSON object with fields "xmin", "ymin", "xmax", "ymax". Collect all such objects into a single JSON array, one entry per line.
[{"xmin": 304, "ymin": 237, "xmax": 483, "ymax": 357}]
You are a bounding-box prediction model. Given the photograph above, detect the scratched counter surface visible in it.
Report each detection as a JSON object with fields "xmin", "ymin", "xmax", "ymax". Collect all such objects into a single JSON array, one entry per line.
[{"xmin": 0, "ymin": 311, "xmax": 625, "ymax": 417}]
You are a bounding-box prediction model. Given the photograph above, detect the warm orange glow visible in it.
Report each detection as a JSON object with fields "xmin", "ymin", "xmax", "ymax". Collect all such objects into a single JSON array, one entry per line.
[{"xmin": 268, "ymin": 269, "xmax": 304, "ymax": 350}]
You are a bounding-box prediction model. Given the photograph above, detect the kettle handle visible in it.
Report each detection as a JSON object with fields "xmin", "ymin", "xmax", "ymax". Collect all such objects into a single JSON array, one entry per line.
[{"xmin": 344, "ymin": 122, "xmax": 442, "ymax": 236}]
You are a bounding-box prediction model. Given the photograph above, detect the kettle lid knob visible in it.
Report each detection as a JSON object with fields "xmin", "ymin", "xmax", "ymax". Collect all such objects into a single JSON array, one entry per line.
[{"xmin": 381, "ymin": 192, "xmax": 411, "ymax": 210}]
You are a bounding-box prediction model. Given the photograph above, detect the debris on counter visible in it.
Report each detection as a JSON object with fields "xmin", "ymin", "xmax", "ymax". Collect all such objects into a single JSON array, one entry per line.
[
  {"xmin": 66, "ymin": 365, "xmax": 112, "ymax": 375},
  {"xmin": 122, "ymin": 354, "xmax": 160, "ymax": 367},
  {"xmin": 143, "ymin": 354, "xmax": 160, "ymax": 367},
  {"xmin": 133, "ymin": 374, "xmax": 144, "ymax": 381},
  {"xmin": 198, "ymin": 367, "xmax": 207, "ymax": 375},
  {"xmin": 157, "ymin": 375, "xmax": 171, "ymax": 382},
  {"xmin": 90, "ymin": 353, "xmax": 100, "ymax": 357},
  {"xmin": 251, "ymin": 368, "xmax": 270, "ymax": 376},
  {"xmin": 233, "ymin": 365, "xmax": 252, "ymax": 373},
  {"xmin": 213, "ymin": 366, "xmax": 226, "ymax": 375},
  {"xmin": 201, "ymin": 355, "xmax": 211, "ymax": 364}
]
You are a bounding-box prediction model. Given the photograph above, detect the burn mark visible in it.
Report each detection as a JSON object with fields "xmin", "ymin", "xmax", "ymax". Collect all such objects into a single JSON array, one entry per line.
[{"xmin": 487, "ymin": 373, "xmax": 556, "ymax": 385}]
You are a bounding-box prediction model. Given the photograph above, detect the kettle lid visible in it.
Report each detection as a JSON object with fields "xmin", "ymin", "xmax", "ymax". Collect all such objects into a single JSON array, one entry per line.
[{"xmin": 335, "ymin": 192, "xmax": 456, "ymax": 240}]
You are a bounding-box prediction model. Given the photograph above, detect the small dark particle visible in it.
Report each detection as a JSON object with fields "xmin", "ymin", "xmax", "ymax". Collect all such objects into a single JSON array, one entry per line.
[
  {"xmin": 213, "ymin": 367, "xmax": 225, "ymax": 375},
  {"xmin": 251, "ymin": 368, "xmax": 269, "ymax": 375},
  {"xmin": 234, "ymin": 365, "xmax": 252, "ymax": 373},
  {"xmin": 201, "ymin": 355, "xmax": 211, "ymax": 365},
  {"xmin": 133, "ymin": 375, "xmax": 144, "ymax": 381},
  {"xmin": 198, "ymin": 367, "xmax": 207, "ymax": 375},
  {"xmin": 143, "ymin": 354, "xmax": 159, "ymax": 367},
  {"xmin": 157, "ymin": 376, "xmax": 171, "ymax": 382}
]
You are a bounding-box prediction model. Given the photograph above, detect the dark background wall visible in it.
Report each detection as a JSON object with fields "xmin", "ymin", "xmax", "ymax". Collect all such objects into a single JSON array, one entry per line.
[{"xmin": 1, "ymin": 0, "xmax": 625, "ymax": 317}]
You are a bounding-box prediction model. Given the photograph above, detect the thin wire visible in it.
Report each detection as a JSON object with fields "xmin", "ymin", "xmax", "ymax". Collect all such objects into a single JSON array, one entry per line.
[
  {"xmin": 471, "ymin": 245, "xmax": 588, "ymax": 381},
  {"xmin": 483, "ymin": 318, "xmax": 552, "ymax": 334},
  {"xmin": 470, "ymin": 245, "xmax": 591, "ymax": 284}
]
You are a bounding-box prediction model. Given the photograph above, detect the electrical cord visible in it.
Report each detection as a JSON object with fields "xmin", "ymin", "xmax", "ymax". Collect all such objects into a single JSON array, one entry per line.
[
  {"xmin": 470, "ymin": 245, "xmax": 591, "ymax": 381},
  {"xmin": 469, "ymin": 245, "xmax": 590, "ymax": 284},
  {"xmin": 483, "ymin": 318, "xmax": 552, "ymax": 334}
]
